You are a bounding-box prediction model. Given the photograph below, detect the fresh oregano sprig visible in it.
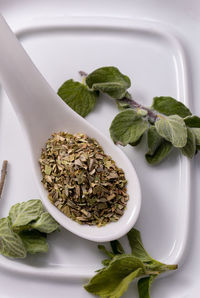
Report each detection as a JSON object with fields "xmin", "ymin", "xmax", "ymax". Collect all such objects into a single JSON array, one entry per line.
[
  {"xmin": 84, "ymin": 228, "xmax": 177, "ymax": 298},
  {"xmin": 0, "ymin": 199, "xmax": 59, "ymax": 258},
  {"xmin": 57, "ymin": 66, "xmax": 200, "ymax": 165}
]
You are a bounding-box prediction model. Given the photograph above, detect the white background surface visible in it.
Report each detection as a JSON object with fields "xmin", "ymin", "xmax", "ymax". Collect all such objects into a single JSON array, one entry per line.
[{"xmin": 0, "ymin": 1, "xmax": 200, "ymax": 297}]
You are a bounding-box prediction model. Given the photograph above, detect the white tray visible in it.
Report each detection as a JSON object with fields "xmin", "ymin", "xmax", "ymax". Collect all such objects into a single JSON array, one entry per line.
[{"xmin": 0, "ymin": 14, "xmax": 192, "ymax": 293}]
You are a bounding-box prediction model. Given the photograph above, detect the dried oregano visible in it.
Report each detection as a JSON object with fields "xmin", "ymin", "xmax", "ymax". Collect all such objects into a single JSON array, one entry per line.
[{"xmin": 39, "ymin": 132, "xmax": 129, "ymax": 226}]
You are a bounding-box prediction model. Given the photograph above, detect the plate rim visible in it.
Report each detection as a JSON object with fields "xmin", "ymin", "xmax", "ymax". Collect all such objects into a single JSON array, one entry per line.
[{"xmin": 0, "ymin": 15, "xmax": 191, "ymax": 280}]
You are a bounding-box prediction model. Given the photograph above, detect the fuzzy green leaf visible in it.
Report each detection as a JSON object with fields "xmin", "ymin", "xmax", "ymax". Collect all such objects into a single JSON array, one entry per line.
[
  {"xmin": 9, "ymin": 199, "xmax": 44, "ymax": 231},
  {"xmin": 181, "ymin": 128, "xmax": 196, "ymax": 158},
  {"xmin": 84, "ymin": 255, "xmax": 144, "ymax": 298},
  {"xmin": 129, "ymin": 135, "xmax": 143, "ymax": 147},
  {"xmin": 0, "ymin": 217, "xmax": 26, "ymax": 258},
  {"xmin": 145, "ymin": 141, "xmax": 172, "ymax": 165},
  {"xmin": 152, "ymin": 97, "xmax": 191, "ymax": 118},
  {"xmin": 58, "ymin": 79, "xmax": 97, "ymax": 117},
  {"xmin": 110, "ymin": 110, "xmax": 148, "ymax": 146},
  {"xmin": 146, "ymin": 126, "xmax": 163, "ymax": 155},
  {"xmin": 20, "ymin": 230, "xmax": 48, "ymax": 254},
  {"xmin": 101, "ymin": 259, "xmax": 111, "ymax": 267},
  {"xmin": 137, "ymin": 109, "xmax": 148, "ymax": 117},
  {"xmin": 98, "ymin": 245, "xmax": 114, "ymax": 259},
  {"xmin": 117, "ymin": 100, "xmax": 130, "ymax": 111},
  {"xmin": 191, "ymin": 128, "xmax": 200, "ymax": 146},
  {"xmin": 117, "ymin": 92, "xmax": 133, "ymax": 111},
  {"xmin": 110, "ymin": 240, "xmax": 125, "ymax": 255},
  {"xmin": 127, "ymin": 229, "xmax": 178, "ymax": 274},
  {"xmin": 86, "ymin": 66, "xmax": 131, "ymax": 99},
  {"xmin": 146, "ymin": 127, "xmax": 172, "ymax": 165},
  {"xmin": 84, "ymin": 228, "xmax": 178, "ymax": 298},
  {"xmin": 184, "ymin": 115, "xmax": 200, "ymax": 127},
  {"xmin": 116, "ymin": 92, "xmax": 132, "ymax": 112},
  {"xmin": 138, "ymin": 275, "xmax": 157, "ymax": 298},
  {"xmin": 155, "ymin": 115, "xmax": 187, "ymax": 148},
  {"xmin": 101, "ymin": 268, "xmax": 143, "ymax": 298},
  {"xmin": 31, "ymin": 212, "xmax": 59, "ymax": 233},
  {"xmin": 127, "ymin": 229, "xmax": 152, "ymax": 262}
]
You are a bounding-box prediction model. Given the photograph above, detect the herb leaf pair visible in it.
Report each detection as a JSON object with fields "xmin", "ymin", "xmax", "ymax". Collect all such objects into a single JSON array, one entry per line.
[
  {"xmin": 84, "ymin": 228, "xmax": 177, "ymax": 298},
  {"xmin": 152, "ymin": 98, "xmax": 200, "ymax": 160},
  {"xmin": 57, "ymin": 66, "xmax": 130, "ymax": 117},
  {"xmin": 0, "ymin": 199, "xmax": 59, "ymax": 258},
  {"xmin": 86, "ymin": 66, "xmax": 131, "ymax": 99},
  {"xmin": 58, "ymin": 66, "xmax": 200, "ymax": 165}
]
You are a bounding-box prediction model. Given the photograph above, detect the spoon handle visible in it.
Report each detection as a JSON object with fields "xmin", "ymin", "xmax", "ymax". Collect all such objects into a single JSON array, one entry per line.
[{"xmin": 0, "ymin": 15, "xmax": 69, "ymax": 141}]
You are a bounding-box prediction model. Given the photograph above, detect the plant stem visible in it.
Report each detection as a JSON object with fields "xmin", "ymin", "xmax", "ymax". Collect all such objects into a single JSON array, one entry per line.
[
  {"xmin": 165, "ymin": 264, "xmax": 178, "ymax": 271},
  {"xmin": 0, "ymin": 160, "xmax": 8, "ymax": 199},
  {"xmin": 78, "ymin": 71, "xmax": 158, "ymax": 122},
  {"xmin": 119, "ymin": 97, "xmax": 158, "ymax": 122}
]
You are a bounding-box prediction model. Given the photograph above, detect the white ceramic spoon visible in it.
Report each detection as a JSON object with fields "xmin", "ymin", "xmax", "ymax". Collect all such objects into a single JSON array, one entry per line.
[{"xmin": 0, "ymin": 15, "xmax": 141, "ymax": 242}]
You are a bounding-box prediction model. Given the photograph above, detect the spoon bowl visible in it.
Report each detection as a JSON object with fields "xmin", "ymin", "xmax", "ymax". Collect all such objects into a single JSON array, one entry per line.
[{"xmin": 0, "ymin": 15, "xmax": 141, "ymax": 242}]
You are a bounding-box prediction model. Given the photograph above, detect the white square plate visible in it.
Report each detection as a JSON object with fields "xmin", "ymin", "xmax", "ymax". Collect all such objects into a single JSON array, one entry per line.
[{"xmin": 0, "ymin": 3, "xmax": 198, "ymax": 297}]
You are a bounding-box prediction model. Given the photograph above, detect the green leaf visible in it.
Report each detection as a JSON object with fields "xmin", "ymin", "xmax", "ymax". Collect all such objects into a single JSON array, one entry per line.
[
  {"xmin": 86, "ymin": 66, "xmax": 131, "ymax": 99},
  {"xmin": 137, "ymin": 109, "xmax": 148, "ymax": 117},
  {"xmin": 181, "ymin": 128, "xmax": 196, "ymax": 158},
  {"xmin": 31, "ymin": 212, "xmax": 59, "ymax": 233},
  {"xmin": 9, "ymin": 199, "xmax": 44, "ymax": 231},
  {"xmin": 127, "ymin": 229, "xmax": 152, "ymax": 262},
  {"xmin": 117, "ymin": 100, "xmax": 130, "ymax": 111},
  {"xmin": 145, "ymin": 127, "xmax": 172, "ymax": 165},
  {"xmin": 191, "ymin": 128, "xmax": 200, "ymax": 146},
  {"xmin": 110, "ymin": 110, "xmax": 148, "ymax": 146},
  {"xmin": 127, "ymin": 229, "xmax": 178, "ymax": 274},
  {"xmin": 84, "ymin": 255, "xmax": 144, "ymax": 298},
  {"xmin": 184, "ymin": 115, "xmax": 200, "ymax": 127},
  {"xmin": 145, "ymin": 141, "xmax": 172, "ymax": 165},
  {"xmin": 117, "ymin": 92, "xmax": 132, "ymax": 111},
  {"xmin": 152, "ymin": 97, "xmax": 191, "ymax": 118},
  {"xmin": 0, "ymin": 217, "xmax": 26, "ymax": 258},
  {"xmin": 138, "ymin": 275, "xmax": 157, "ymax": 298},
  {"xmin": 84, "ymin": 228, "xmax": 178, "ymax": 298},
  {"xmin": 129, "ymin": 135, "xmax": 143, "ymax": 147},
  {"xmin": 110, "ymin": 240, "xmax": 125, "ymax": 255},
  {"xmin": 20, "ymin": 230, "xmax": 48, "ymax": 254},
  {"xmin": 155, "ymin": 115, "xmax": 187, "ymax": 148},
  {"xmin": 98, "ymin": 245, "xmax": 114, "ymax": 259},
  {"xmin": 101, "ymin": 259, "xmax": 111, "ymax": 267},
  {"xmin": 58, "ymin": 79, "xmax": 97, "ymax": 117},
  {"xmin": 104, "ymin": 268, "xmax": 143, "ymax": 298},
  {"xmin": 146, "ymin": 126, "xmax": 163, "ymax": 155}
]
